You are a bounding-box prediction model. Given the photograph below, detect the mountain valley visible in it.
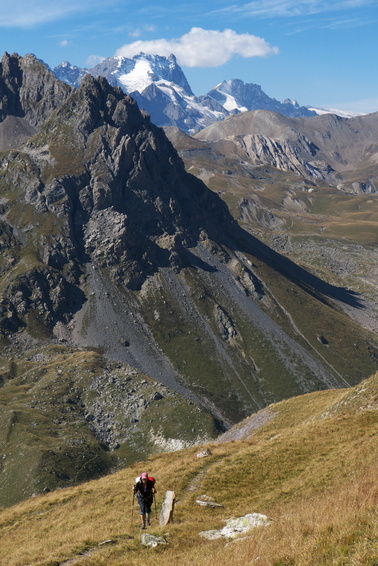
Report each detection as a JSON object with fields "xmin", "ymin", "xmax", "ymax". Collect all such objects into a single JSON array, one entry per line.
[
  {"xmin": 165, "ymin": 110, "xmax": 378, "ymax": 332},
  {"xmin": 0, "ymin": 52, "xmax": 377, "ymax": 507}
]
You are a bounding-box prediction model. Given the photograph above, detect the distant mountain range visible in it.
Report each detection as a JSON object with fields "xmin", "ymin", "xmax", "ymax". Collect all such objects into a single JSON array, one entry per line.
[{"xmin": 53, "ymin": 53, "xmax": 323, "ymax": 134}]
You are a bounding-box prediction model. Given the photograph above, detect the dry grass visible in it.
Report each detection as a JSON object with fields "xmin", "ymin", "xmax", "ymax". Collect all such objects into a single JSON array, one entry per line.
[
  {"xmin": 207, "ymin": 467, "xmax": 377, "ymax": 566},
  {"xmin": 0, "ymin": 374, "xmax": 377, "ymax": 566}
]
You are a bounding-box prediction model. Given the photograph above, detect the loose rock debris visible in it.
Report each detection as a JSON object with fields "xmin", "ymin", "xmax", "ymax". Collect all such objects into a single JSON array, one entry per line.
[{"xmin": 199, "ymin": 513, "xmax": 272, "ymax": 540}]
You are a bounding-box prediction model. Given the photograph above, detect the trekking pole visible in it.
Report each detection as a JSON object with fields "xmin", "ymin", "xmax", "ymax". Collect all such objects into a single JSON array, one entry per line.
[{"xmin": 131, "ymin": 491, "xmax": 135, "ymax": 526}]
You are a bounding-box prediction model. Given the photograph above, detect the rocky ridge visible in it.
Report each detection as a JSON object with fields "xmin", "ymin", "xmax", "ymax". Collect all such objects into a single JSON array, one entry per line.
[
  {"xmin": 0, "ymin": 52, "xmax": 73, "ymax": 150},
  {"xmin": 194, "ymin": 109, "xmax": 378, "ymax": 192}
]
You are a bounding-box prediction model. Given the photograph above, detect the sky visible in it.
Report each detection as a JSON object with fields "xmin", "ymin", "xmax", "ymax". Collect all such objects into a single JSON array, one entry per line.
[{"xmin": 0, "ymin": 0, "xmax": 378, "ymax": 113}]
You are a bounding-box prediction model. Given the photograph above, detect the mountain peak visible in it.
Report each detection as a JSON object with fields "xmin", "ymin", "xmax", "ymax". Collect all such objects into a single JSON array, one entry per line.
[
  {"xmin": 89, "ymin": 52, "xmax": 193, "ymax": 97},
  {"xmin": 207, "ymin": 79, "xmax": 315, "ymax": 118},
  {"xmin": 0, "ymin": 52, "xmax": 73, "ymax": 148}
]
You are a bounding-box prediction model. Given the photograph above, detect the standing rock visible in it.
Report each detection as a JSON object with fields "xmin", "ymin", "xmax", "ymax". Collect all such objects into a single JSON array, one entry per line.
[{"xmin": 160, "ymin": 490, "xmax": 176, "ymax": 526}]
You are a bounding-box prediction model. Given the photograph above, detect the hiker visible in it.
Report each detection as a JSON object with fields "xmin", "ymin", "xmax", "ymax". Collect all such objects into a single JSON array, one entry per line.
[{"xmin": 133, "ymin": 472, "xmax": 156, "ymax": 529}]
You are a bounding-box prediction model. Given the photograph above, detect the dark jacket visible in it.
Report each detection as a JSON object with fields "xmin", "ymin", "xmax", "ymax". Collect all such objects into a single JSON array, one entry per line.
[{"xmin": 135, "ymin": 479, "xmax": 154, "ymax": 501}]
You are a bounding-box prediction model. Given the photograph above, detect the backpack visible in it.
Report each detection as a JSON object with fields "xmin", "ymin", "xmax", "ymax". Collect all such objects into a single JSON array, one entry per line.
[{"xmin": 135, "ymin": 476, "xmax": 156, "ymax": 486}]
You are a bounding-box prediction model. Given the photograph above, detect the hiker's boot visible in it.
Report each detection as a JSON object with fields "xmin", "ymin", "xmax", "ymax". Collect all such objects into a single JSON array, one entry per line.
[
  {"xmin": 147, "ymin": 516, "xmax": 151, "ymax": 526},
  {"xmin": 141, "ymin": 523, "xmax": 146, "ymax": 530}
]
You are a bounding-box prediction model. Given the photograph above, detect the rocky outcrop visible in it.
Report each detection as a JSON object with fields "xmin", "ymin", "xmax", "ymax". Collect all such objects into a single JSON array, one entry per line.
[
  {"xmin": 0, "ymin": 52, "xmax": 73, "ymax": 149},
  {"xmin": 199, "ymin": 513, "xmax": 272, "ymax": 539},
  {"xmin": 6, "ymin": 268, "xmax": 84, "ymax": 329},
  {"xmin": 214, "ymin": 305, "xmax": 237, "ymax": 340},
  {"xmin": 0, "ymin": 66, "xmax": 235, "ymax": 333},
  {"xmin": 196, "ymin": 495, "xmax": 223, "ymax": 507},
  {"xmin": 194, "ymin": 108, "xmax": 378, "ymax": 190},
  {"xmin": 141, "ymin": 533, "xmax": 168, "ymax": 547},
  {"xmin": 230, "ymin": 133, "xmax": 341, "ymax": 184}
]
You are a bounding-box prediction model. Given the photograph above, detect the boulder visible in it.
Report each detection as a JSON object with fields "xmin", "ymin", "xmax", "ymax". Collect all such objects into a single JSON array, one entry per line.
[
  {"xmin": 196, "ymin": 495, "xmax": 223, "ymax": 508},
  {"xmin": 196, "ymin": 448, "xmax": 212, "ymax": 458}
]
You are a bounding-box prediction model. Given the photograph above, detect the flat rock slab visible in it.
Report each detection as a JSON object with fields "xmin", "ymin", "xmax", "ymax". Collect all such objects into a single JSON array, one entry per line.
[
  {"xmin": 141, "ymin": 533, "xmax": 168, "ymax": 548},
  {"xmin": 199, "ymin": 513, "xmax": 271, "ymax": 540},
  {"xmin": 196, "ymin": 448, "xmax": 212, "ymax": 458}
]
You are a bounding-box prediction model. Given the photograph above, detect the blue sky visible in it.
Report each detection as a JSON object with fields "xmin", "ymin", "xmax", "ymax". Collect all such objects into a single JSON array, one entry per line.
[{"xmin": 0, "ymin": 0, "xmax": 377, "ymax": 113}]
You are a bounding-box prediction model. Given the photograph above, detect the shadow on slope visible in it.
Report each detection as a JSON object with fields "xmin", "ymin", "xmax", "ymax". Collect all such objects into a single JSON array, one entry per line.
[{"xmin": 227, "ymin": 222, "xmax": 364, "ymax": 309}]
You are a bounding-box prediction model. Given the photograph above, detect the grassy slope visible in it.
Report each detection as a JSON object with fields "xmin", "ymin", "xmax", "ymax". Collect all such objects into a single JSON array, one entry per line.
[
  {"xmin": 0, "ymin": 343, "xmax": 219, "ymax": 508},
  {"xmin": 137, "ymin": 259, "xmax": 377, "ymax": 419},
  {"xmin": 0, "ymin": 372, "xmax": 376, "ymax": 566}
]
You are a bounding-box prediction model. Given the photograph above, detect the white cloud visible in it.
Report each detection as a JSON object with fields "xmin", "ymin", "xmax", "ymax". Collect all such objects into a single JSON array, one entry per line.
[
  {"xmin": 129, "ymin": 30, "xmax": 142, "ymax": 38},
  {"xmin": 217, "ymin": 0, "xmax": 376, "ymax": 18},
  {"xmin": 87, "ymin": 55, "xmax": 106, "ymax": 67},
  {"xmin": 128, "ymin": 24, "xmax": 157, "ymax": 39},
  {"xmin": 329, "ymin": 97, "xmax": 378, "ymax": 114},
  {"xmin": 0, "ymin": 0, "xmax": 118, "ymax": 28},
  {"xmin": 59, "ymin": 40, "xmax": 70, "ymax": 47},
  {"xmin": 115, "ymin": 27, "xmax": 278, "ymax": 67}
]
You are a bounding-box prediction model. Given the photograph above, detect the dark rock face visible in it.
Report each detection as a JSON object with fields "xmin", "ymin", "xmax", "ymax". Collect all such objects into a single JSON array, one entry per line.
[
  {"xmin": 34, "ymin": 74, "xmax": 232, "ymax": 289},
  {"xmin": 7, "ymin": 268, "xmax": 84, "ymax": 328},
  {"xmin": 0, "ymin": 53, "xmax": 73, "ymax": 149},
  {"xmin": 0, "ymin": 63, "xmax": 234, "ymax": 333}
]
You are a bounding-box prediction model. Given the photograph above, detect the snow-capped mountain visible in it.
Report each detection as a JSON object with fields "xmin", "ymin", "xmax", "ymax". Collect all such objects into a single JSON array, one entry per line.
[
  {"xmin": 53, "ymin": 61, "xmax": 89, "ymax": 88},
  {"xmin": 206, "ymin": 79, "xmax": 316, "ymax": 118},
  {"xmin": 55, "ymin": 53, "xmax": 354, "ymax": 134},
  {"xmin": 54, "ymin": 53, "xmax": 229, "ymax": 133},
  {"xmin": 92, "ymin": 53, "xmax": 193, "ymax": 96}
]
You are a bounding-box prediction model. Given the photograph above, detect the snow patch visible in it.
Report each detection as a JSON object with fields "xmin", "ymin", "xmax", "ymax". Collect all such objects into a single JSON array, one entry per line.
[
  {"xmin": 307, "ymin": 106, "xmax": 364, "ymax": 118},
  {"xmin": 118, "ymin": 59, "xmax": 156, "ymax": 92}
]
